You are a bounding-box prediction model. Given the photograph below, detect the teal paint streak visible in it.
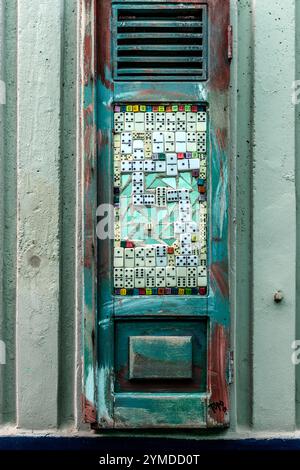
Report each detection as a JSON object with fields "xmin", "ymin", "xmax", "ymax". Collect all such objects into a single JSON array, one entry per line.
[
  {"xmin": 208, "ymin": 124, "xmax": 229, "ymax": 327},
  {"xmin": 84, "ymin": 84, "xmax": 93, "ymax": 109},
  {"xmin": 114, "ymin": 393, "xmax": 207, "ymax": 428},
  {"xmin": 84, "ymin": 267, "xmax": 94, "ymax": 308},
  {"xmin": 114, "ymin": 297, "xmax": 208, "ymax": 317},
  {"xmin": 129, "ymin": 336, "xmax": 193, "ymax": 380},
  {"xmin": 114, "ymin": 82, "xmax": 208, "ymax": 102}
]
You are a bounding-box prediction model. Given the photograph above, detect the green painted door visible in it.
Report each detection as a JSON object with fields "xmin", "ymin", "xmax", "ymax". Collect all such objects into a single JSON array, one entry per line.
[{"xmin": 94, "ymin": 0, "xmax": 231, "ymax": 429}]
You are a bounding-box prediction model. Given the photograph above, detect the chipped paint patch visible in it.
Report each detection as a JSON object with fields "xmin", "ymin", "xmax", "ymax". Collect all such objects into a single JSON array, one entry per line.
[
  {"xmin": 208, "ymin": 0, "xmax": 230, "ymax": 91},
  {"xmin": 82, "ymin": 395, "xmax": 97, "ymax": 423},
  {"xmin": 97, "ymin": 366, "xmax": 114, "ymax": 427},
  {"xmin": 97, "ymin": 0, "xmax": 114, "ymax": 91},
  {"xmin": 81, "ymin": 0, "xmax": 98, "ymax": 427},
  {"xmin": 207, "ymin": 323, "xmax": 229, "ymax": 426},
  {"xmin": 211, "ymin": 262, "xmax": 229, "ymax": 298},
  {"xmin": 211, "ymin": 127, "xmax": 228, "ymax": 239}
]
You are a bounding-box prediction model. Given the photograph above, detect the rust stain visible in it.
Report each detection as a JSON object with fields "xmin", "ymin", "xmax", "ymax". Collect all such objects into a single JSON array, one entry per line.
[
  {"xmin": 83, "ymin": 0, "xmax": 94, "ymax": 84},
  {"xmin": 97, "ymin": 129, "xmax": 109, "ymax": 149},
  {"xmin": 97, "ymin": 130, "xmax": 102, "ymax": 151},
  {"xmin": 216, "ymin": 128, "xmax": 227, "ymax": 150},
  {"xmin": 84, "ymin": 239, "xmax": 93, "ymax": 269},
  {"xmin": 85, "ymin": 199, "xmax": 93, "ymax": 232},
  {"xmin": 84, "ymin": 159, "xmax": 92, "ymax": 190},
  {"xmin": 97, "ymin": 0, "xmax": 114, "ymax": 91},
  {"xmin": 84, "ymin": 197, "xmax": 93, "ymax": 270},
  {"xmin": 83, "ymin": 105, "xmax": 94, "ymax": 170},
  {"xmin": 161, "ymin": 0, "xmax": 203, "ymax": 2},
  {"xmin": 84, "ymin": 34, "xmax": 92, "ymax": 84},
  {"xmin": 84, "ymin": 104, "xmax": 94, "ymax": 121},
  {"xmin": 208, "ymin": 0, "xmax": 230, "ymax": 91},
  {"xmin": 207, "ymin": 324, "xmax": 229, "ymax": 424},
  {"xmin": 82, "ymin": 394, "xmax": 97, "ymax": 423},
  {"xmin": 84, "ymin": 125, "xmax": 93, "ymax": 159},
  {"xmin": 211, "ymin": 261, "xmax": 229, "ymax": 298}
]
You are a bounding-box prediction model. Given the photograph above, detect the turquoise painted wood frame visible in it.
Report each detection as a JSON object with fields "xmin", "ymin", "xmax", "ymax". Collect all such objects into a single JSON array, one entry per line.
[{"xmin": 81, "ymin": 0, "xmax": 231, "ymax": 429}]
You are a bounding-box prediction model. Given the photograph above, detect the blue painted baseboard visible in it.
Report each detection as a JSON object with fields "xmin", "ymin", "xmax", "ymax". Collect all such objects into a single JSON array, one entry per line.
[{"xmin": 0, "ymin": 437, "xmax": 300, "ymax": 451}]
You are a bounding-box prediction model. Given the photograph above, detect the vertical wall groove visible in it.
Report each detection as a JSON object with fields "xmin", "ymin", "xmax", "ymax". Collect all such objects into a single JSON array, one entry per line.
[
  {"xmin": 2, "ymin": 0, "xmax": 17, "ymax": 424},
  {"xmin": 57, "ymin": 0, "xmax": 77, "ymax": 428},
  {"xmin": 235, "ymin": 0, "xmax": 255, "ymax": 429},
  {"xmin": 0, "ymin": 0, "xmax": 4, "ymax": 424}
]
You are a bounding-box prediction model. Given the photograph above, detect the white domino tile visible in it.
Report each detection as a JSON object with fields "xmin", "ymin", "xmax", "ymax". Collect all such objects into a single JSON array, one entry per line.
[{"xmin": 114, "ymin": 248, "xmax": 124, "ymax": 267}]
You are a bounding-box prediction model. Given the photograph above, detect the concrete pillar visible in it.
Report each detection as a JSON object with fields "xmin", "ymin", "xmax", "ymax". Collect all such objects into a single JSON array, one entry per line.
[{"xmin": 16, "ymin": 0, "xmax": 63, "ymax": 429}]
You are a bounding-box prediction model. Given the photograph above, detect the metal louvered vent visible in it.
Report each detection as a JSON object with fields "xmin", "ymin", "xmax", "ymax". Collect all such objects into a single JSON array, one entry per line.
[{"xmin": 112, "ymin": 3, "xmax": 208, "ymax": 81}]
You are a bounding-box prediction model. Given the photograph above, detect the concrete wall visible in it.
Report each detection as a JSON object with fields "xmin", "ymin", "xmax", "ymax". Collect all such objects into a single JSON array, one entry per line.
[{"xmin": 0, "ymin": 0, "xmax": 299, "ymax": 437}]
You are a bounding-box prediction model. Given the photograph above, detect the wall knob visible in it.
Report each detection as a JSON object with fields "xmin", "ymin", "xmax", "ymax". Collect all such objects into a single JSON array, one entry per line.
[{"xmin": 274, "ymin": 291, "xmax": 284, "ymax": 303}]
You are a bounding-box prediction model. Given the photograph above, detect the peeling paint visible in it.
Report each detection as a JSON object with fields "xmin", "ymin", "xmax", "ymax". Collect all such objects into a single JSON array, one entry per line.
[
  {"xmin": 207, "ymin": 324, "xmax": 229, "ymax": 426},
  {"xmin": 97, "ymin": 0, "xmax": 114, "ymax": 91},
  {"xmin": 97, "ymin": 366, "xmax": 114, "ymax": 428},
  {"xmin": 82, "ymin": 395, "xmax": 97, "ymax": 423},
  {"xmin": 211, "ymin": 262, "xmax": 229, "ymax": 299},
  {"xmin": 208, "ymin": 0, "xmax": 230, "ymax": 91},
  {"xmin": 81, "ymin": 0, "xmax": 98, "ymax": 430}
]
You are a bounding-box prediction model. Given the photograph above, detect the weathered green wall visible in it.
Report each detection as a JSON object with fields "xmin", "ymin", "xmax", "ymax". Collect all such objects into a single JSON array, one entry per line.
[{"xmin": 0, "ymin": 0, "xmax": 299, "ymax": 436}]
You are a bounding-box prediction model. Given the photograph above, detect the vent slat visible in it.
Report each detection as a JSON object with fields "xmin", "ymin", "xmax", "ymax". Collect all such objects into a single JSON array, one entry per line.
[
  {"xmin": 118, "ymin": 68, "xmax": 204, "ymax": 75},
  {"xmin": 116, "ymin": 75, "xmax": 205, "ymax": 81},
  {"xmin": 117, "ymin": 5, "xmax": 203, "ymax": 10},
  {"xmin": 117, "ymin": 21, "xmax": 203, "ymax": 28},
  {"xmin": 117, "ymin": 33, "xmax": 203, "ymax": 39},
  {"xmin": 117, "ymin": 45, "xmax": 204, "ymax": 51},
  {"xmin": 118, "ymin": 57, "xmax": 202, "ymax": 63},
  {"xmin": 113, "ymin": 3, "xmax": 207, "ymax": 81}
]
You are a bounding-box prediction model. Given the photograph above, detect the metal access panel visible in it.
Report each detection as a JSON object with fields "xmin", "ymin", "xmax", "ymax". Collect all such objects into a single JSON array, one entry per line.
[
  {"xmin": 112, "ymin": 3, "xmax": 208, "ymax": 81},
  {"xmin": 90, "ymin": 0, "xmax": 231, "ymax": 429}
]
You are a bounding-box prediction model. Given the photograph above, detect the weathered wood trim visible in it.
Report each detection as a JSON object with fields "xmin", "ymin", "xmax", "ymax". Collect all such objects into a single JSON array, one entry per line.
[{"xmin": 79, "ymin": 0, "xmax": 98, "ymax": 425}]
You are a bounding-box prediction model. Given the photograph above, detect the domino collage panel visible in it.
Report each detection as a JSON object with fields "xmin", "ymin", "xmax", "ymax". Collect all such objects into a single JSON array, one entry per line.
[{"xmin": 113, "ymin": 103, "xmax": 208, "ymax": 296}]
